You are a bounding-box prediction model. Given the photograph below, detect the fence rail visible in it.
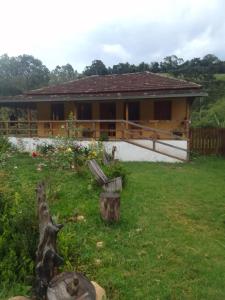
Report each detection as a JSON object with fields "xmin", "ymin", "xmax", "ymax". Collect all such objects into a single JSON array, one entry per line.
[
  {"xmin": 0, "ymin": 119, "xmax": 185, "ymax": 140},
  {"xmin": 190, "ymin": 128, "xmax": 225, "ymax": 156}
]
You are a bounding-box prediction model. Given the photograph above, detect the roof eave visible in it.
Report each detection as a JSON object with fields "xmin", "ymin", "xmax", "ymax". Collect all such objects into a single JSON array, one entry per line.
[{"xmin": 0, "ymin": 91, "xmax": 207, "ymax": 103}]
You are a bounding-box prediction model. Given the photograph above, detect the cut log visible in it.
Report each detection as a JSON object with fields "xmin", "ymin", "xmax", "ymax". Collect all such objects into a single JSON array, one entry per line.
[
  {"xmin": 87, "ymin": 159, "xmax": 122, "ymax": 192},
  {"xmin": 47, "ymin": 272, "xmax": 96, "ymax": 300},
  {"xmin": 102, "ymin": 145, "xmax": 117, "ymax": 165},
  {"xmin": 100, "ymin": 192, "xmax": 120, "ymax": 222},
  {"xmin": 91, "ymin": 282, "xmax": 106, "ymax": 300},
  {"xmin": 103, "ymin": 177, "xmax": 122, "ymax": 193}
]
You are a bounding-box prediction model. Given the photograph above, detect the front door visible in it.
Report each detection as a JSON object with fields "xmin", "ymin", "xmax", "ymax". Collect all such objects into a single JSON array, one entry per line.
[{"xmin": 100, "ymin": 102, "xmax": 116, "ymax": 138}]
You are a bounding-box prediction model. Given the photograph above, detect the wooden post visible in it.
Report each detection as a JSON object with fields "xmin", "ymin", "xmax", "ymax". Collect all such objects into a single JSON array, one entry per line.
[
  {"xmin": 186, "ymin": 98, "xmax": 191, "ymax": 161},
  {"xmin": 6, "ymin": 121, "xmax": 9, "ymax": 136},
  {"xmin": 93, "ymin": 121, "xmax": 96, "ymax": 139},
  {"xmin": 74, "ymin": 102, "xmax": 77, "ymax": 120},
  {"xmin": 27, "ymin": 107, "xmax": 32, "ymax": 137},
  {"xmin": 66, "ymin": 121, "xmax": 70, "ymax": 137},
  {"xmin": 121, "ymin": 121, "xmax": 125, "ymax": 139},
  {"xmin": 185, "ymin": 98, "xmax": 190, "ymax": 138},
  {"xmin": 100, "ymin": 192, "xmax": 120, "ymax": 222},
  {"xmin": 153, "ymin": 139, "xmax": 156, "ymax": 151},
  {"xmin": 50, "ymin": 121, "xmax": 53, "ymax": 137},
  {"xmin": 125, "ymin": 102, "xmax": 129, "ymax": 129}
]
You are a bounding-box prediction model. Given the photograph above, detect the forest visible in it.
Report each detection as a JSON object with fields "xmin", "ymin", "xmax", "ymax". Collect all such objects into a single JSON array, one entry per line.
[{"xmin": 0, "ymin": 53, "xmax": 225, "ymax": 127}]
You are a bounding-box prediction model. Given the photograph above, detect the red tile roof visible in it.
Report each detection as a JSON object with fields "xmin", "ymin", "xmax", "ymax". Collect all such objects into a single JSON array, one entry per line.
[{"xmin": 26, "ymin": 72, "xmax": 201, "ymax": 96}]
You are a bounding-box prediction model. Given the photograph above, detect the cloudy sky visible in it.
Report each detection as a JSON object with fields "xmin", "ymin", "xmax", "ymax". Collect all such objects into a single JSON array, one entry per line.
[{"xmin": 0, "ymin": 0, "xmax": 224, "ymax": 71}]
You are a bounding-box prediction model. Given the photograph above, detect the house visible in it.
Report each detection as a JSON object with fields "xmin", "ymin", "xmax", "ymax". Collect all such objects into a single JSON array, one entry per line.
[{"xmin": 0, "ymin": 72, "xmax": 206, "ymax": 162}]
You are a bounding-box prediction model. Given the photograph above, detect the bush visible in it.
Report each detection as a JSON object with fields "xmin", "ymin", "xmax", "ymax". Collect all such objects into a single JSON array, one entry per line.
[
  {"xmin": 104, "ymin": 162, "xmax": 128, "ymax": 187},
  {"xmin": 38, "ymin": 139, "xmax": 104, "ymax": 171},
  {"xmin": 0, "ymin": 135, "xmax": 11, "ymax": 153},
  {"xmin": 36, "ymin": 142, "xmax": 55, "ymax": 155},
  {"xmin": 0, "ymin": 135, "xmax": 13, "ymax": 166},
  {"xmin": 192, "ymin": 97, "xmax": 225, "ymax": 128},
  {"xmin": 0, "ymin": 186, "xmax": 38, "ymax": 287}
]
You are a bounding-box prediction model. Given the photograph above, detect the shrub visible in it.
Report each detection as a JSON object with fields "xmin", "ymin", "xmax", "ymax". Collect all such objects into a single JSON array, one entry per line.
[
  {"xmin": 99, "ymin": 132, "xmax": 109, "ymax": 141},
  {"xmin": 0, "ymin": 135, "xmax": 11, "ymax": 153},
  {"xmin": 38, "ymin": 139, "xmax": 104, "ymax": 171},
  {"xmin": 36, "ymin": 143, "xmax": 55, "ymax": 155},
  {"xmin": 0, "ymin": 186, "xmax": 38, "ymax": 287},
  {"xmin": 0, "ymin": 136, "xmax": 13, "ymax": 166},
  {"xmin": 104, "ymin": 162, "xmax": 128, "ymax": 187}
]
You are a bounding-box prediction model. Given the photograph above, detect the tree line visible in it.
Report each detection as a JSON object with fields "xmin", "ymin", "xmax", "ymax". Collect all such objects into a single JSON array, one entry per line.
[
  {"xmin": 1, "ymin": 53, "xmax": 225, "ymax": 96},
  {"xmin": 0, "ymin": 53, "xmax": 225, "ymax": 127}
]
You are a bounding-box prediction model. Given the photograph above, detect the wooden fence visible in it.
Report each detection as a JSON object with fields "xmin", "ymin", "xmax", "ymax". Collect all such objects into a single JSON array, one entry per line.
[{"xmin": 190, "ymin": 128, "xmax": 225, "ymax": 156}]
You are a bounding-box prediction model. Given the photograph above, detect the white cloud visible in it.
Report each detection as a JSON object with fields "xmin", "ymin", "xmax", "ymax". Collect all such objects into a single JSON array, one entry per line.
[
  {"xmin": 102, "ymin": 44, "xmax": 131, "ymax": 61},
  {"xmin": 174, "ymin": 27, "xmax": 213, "ymax": 59},
  {"xmin": 0, "ymin": 0, "xmax": 224, "ymax": 70}
]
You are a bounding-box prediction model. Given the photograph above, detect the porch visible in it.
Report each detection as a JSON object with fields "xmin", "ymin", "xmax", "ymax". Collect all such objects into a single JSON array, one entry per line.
[
  {"xmin": 0, "ymin": 119, "xmax": 188, "ymax": 140},
  {"xmin": 0, "ymin": 98, "xmax": 190, "ymax": 140}
]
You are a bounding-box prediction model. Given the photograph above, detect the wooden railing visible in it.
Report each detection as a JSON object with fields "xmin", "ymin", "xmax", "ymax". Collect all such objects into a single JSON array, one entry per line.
[
  {"xmin": 0, "ymin": 119, "xmax": 186, "ymax": 140},
  {"xmin": 0, "ymin": 119, "xmax": 189, "ymax": 160}
]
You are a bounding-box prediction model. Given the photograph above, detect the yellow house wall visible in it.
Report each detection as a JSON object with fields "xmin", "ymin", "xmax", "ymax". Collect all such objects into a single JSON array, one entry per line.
[
  {"xmin": 172, "ymin": 98, "xmax": 187, "ymax": 120},
  {"xmin": 36, "ymin": 99, "xmax": 187, "ymax": 121},
  {"xmin": 140, "ymin": 100, "xmax": 154, "ymax": 120},
  {"xmin": 37, "ymin": 102, "xmax": 51, "ymax": 120},
  {"xmin": 37, "ymin": 102, "xmax": 76, "ymax": 137},
  {"xmin": 37, "ymin": 102, "xmax": 51, "ymax": 136},
  {"xmin": 138, "ymin": 98, "xmax": 187, "ymax": 121},
  {"xmin": 138, "ymin": 98, "xmax": 187, "ymax": 138},
  {"xmin": 36, "ymin": 98, "xmax": 188, "ymax": 138}
]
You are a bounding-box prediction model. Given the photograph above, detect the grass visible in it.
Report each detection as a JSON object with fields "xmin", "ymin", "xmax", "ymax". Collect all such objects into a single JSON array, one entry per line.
[
  {"xmin": 214, "ymin": 73, "xmax": 225, "ymax": 81},
  {"xmin": 1, "ymin": 154, "xmax": 225, "ymax": 299}
]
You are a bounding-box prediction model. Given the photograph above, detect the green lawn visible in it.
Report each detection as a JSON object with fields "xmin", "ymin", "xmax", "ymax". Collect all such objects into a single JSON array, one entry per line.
[
  {"xmin": 1, "ymin": 154, "xmax": 225, "ymax": 299},
  {"xmin": 214, "ymin": 73, "xmax": 225, "ymax": 81}
]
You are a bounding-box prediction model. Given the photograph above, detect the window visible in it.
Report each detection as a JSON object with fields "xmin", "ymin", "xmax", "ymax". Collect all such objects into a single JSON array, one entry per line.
[
  {"xmin": 154, "ymin": 100, "xmax": 171, "ymax": 120},
  {"xmin": 51, "ymin": 103, "xmax": 64, "ymax": 120},
  {"xmin": 77, "ymin": 103, "xmax": 92, "ymax": 120}
]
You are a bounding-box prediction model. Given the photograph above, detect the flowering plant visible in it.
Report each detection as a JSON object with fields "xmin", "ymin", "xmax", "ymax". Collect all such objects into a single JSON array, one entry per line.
[
  {"xmin": 37, "ymin": 138, "xmax": 103, "ymax": 171},
  {"xmin": 0, "ymin": 135, "xmax": 13, "ymax": 166}
]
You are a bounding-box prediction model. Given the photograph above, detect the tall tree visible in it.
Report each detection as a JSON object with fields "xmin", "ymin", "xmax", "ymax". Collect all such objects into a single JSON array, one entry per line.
[
  {"xmin": 160, "ymin": 55, "xmax": 184, "ymax": 73},
  {"xmin": 109, "ymin": 62, "xmax": 137, "ymax": 74},
  {"xmin": 136, "ymin": 62, "xmax": 150, "ymax": 72},
  {"xmin": 0, "ymin": 54, "xmax": 50, "ymax": 95},
  {"xmin": 83, "ymin": 60, "xmax": 108, "ymax": 76},
  {"xmin": 150, "ymin": 62, "xmax": 160, "ymax": 73},
  {"xmin": 49, "ymin": 64, "xmax": 78, "ymax": 85}
]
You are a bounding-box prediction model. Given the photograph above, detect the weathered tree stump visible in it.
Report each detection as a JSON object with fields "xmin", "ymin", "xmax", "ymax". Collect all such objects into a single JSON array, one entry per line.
[
  {"xmin": 35, "ymin": 182, "xmax": 96, "ymax": 300},
  {"xmin": 102, "ymin": 146, "xmax": 117, "ymax": 165},
  {"xmin": 100, "ymin": 192, "xmax": 120, "ymax": 222},
  {"xmin": 35, "ymin": 182, "xmax": 64, "ymax": 299},
  {"xmin": 47, "ymin": 272, "xmax": 96, "ymax": 300}
]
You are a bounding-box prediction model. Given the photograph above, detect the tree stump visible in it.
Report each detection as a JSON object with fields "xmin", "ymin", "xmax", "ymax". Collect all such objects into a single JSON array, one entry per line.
[
  {"xmin": 47, "ymin": 272, "xmax": 96, "ymax": 300},
  {"xmin": 35, "ymin": 182, "xmax": 64, "ymax": 299},
  {"xmin": 100, "ymin": 192, "xmax": 120, "ymax": 222},
  {"xmin": 35, "ymin": 182, "xmax": 97, "ymax": 300}
]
